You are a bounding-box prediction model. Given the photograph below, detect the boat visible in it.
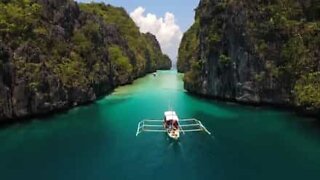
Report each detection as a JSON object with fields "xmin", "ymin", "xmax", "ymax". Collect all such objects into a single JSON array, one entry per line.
[
  {"xmin": 153, "ymin": 72, "xmax": 157, "ymax": 77},
  {"xmin": 164, "ymin": 111, "xmax": 180, "ymax": 140},
  {"xmin": 136, "ymin": 111, "xmax": 211, "ymax": 139}
]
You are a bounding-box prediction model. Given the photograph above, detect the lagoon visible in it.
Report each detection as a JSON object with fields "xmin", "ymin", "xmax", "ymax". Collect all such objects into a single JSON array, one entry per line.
[{"xmin": 0, "ymin": 71, "xmax": 319, "ymax": 180}]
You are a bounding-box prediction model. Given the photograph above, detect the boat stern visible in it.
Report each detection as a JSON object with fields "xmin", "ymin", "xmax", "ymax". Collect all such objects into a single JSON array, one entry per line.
[{"xmin": 168, "ymin": 129, "xmax": 180, "ymax": 140}]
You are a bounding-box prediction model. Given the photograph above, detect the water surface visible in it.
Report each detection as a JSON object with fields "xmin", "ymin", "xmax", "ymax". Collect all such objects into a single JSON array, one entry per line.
[{"xmin": 0, "ymin": 70, "xmax": 320, "ymax": 180}]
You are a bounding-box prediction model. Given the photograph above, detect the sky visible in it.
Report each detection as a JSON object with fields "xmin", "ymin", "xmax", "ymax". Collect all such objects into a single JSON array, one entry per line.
[{"xmin": 76, "ymin": 0, "xmax": 200, "ymax": 64}]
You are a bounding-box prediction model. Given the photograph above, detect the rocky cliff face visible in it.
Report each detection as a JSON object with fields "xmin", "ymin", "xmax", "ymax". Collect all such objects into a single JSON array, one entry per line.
[
  {"xmin": 143, "ymin": 32, "xmax": 172, "ymax": 71},
  {"xmin": 177, "ymin": 19, "xmax": 200, "ymax": 73},
  {"xmin": 0, "ymin": 0, "xmax": 171, "ymax": 122},
  {"xmin": 181, "ymin": 0, "xmax": 320, "ymax": 113}
]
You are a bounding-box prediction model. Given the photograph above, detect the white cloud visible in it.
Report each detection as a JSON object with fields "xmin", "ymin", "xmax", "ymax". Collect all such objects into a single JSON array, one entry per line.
[{"xmin": 130, "ymin": 7, "xmax": 183, "ymax": 64}]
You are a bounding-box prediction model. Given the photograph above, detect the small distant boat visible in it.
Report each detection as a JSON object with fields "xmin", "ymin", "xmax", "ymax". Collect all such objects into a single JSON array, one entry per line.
[
  {"xmin": 136, "ymin": 111, "xmax": 211, "ymax": 140},
  {"xmin": 153, "ymin": 72, "xmax": 157, "ymax": 77}
]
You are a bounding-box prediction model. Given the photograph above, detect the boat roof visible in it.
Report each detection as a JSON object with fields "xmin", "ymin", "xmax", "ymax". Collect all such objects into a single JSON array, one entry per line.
[{"xmin": 164, "ymin": 111, "xmax": 179, "ymax": 121}]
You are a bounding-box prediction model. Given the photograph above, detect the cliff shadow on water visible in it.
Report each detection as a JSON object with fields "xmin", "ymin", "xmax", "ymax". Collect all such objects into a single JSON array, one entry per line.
[{"xmin": 186, "ymin": 91, "xmax": 320, "ymax": 120}]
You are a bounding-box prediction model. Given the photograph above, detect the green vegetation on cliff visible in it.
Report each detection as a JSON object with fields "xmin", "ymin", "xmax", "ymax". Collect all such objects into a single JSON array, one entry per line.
[
  {"xmin": 108, "ymin": 45, "xmax": 133, "ymax": 79},
  {"xmin": 177, "ymin": 18, "xmax": 200, "ymax": 73},
  {"xmin": 184, "ymin": 60, "xmax": 203, "ymax": 89},
  {"xmin": 295, "ymin": 72, "xmax": 320, "ymax": 108},
  {"xmin": 0, "ymin": 0, "xmax": 171, "ymax": 121},
  {"xmin": 0, "ymin": 0, "xmax": 41, "ymax": 45},
  {"xmin": 80, "ymin": 3, "xmax": 171, "ymax": 75},
  {"xmin": 180, "ymin": 0, "xmax": 320, "ymax": 113}
]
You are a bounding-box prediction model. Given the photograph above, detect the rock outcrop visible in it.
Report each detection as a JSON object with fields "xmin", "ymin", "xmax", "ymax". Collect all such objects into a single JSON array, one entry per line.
[
  {"xmin": 180, "ymin": 0, "xmax": 320, "ymax": 114},
  {"xmin": 143, "ymin": 32, "xmax": 172, "ymax": 71},
  {"xmin": 177, "ymin": 19, "xmax": 200, "ymax": 73},
  {"xmin": 0, "ymin": 0, "xmax": 171, "ymax": 122}
]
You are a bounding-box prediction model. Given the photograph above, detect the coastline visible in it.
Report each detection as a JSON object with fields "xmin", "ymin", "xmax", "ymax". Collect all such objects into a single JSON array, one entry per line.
[
  {"xmin": 185, "ymin": 91, "xmax": 320, "ymax": 120},
  {"xmin": 0, "ymin": 70, "xmax": 166, "ymax": 127}
]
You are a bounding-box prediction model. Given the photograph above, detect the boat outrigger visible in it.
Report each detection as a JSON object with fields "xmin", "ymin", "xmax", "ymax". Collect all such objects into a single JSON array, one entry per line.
[{"xmin": 136, "ymin": 111, "xmax": 211, "ymax": 140}]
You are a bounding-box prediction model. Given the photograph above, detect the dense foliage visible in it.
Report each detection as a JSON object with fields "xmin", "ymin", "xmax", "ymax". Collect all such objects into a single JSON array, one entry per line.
[
  {"xmin": 295, "ymin": 72, "xmax": 320, "ymax": 108},
  {"xmin": 0, "ymin": 0, "xmax": 41, "ymax": 45}
]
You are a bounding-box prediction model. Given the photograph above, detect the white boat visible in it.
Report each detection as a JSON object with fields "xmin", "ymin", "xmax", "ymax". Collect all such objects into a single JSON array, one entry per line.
[
  {"xmin": 164, "ymin": 111, "xmax": 180, "ymax": 140},
  {"xmin": 136, "ymin": 111, "xmax": 211, "ymax": 139}
]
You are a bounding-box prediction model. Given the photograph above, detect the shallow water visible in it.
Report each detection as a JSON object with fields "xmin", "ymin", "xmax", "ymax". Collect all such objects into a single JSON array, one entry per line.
[{"xmin": 0, "ymin": 70, "xmax": 320, "ymax": 180}]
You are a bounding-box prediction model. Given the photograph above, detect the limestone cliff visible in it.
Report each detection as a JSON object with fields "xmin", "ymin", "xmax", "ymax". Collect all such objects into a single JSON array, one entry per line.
[
  {"xmin": 0, "ymin": 0, "xmax": 171, "ymax": 122},
  {"xmin": 180, "ymin": 0, "xmax": 320, "ymax": 114},
  {"xmin": 143, "ymin": 32, "xmax": 172, "ymax": 71},
  {"xmin": 177, "ymin": 19, "xmax": 200, "ymax": 73}
]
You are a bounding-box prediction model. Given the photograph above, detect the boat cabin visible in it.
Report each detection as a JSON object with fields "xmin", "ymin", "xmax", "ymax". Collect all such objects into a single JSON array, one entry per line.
[{"xmin": 164, "ymin": 111, "xmax": 179, "ymax": 130}]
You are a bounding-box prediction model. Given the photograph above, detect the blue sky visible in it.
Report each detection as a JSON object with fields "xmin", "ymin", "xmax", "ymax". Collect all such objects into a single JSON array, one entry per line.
[{"xmin": 76, "ymin": 0, "xmax": 199, "ymax": 63}]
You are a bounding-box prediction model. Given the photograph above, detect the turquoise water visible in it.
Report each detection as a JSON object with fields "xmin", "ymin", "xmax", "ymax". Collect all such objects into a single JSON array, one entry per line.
[{"xmin": 0, "ymin": 70, "xmax": 320, "ymax": 180}]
